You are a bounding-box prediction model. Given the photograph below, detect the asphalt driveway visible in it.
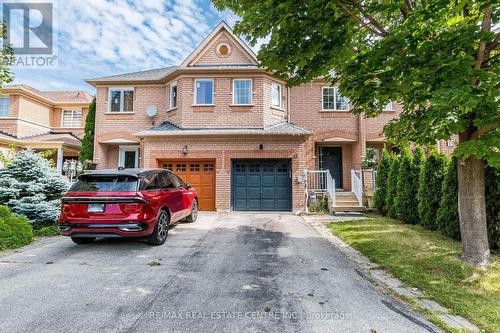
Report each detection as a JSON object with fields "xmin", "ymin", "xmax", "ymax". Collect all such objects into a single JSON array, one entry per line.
[{"xmin": 0, "ymin": 213, "xmax": 440, "ymax": 333}]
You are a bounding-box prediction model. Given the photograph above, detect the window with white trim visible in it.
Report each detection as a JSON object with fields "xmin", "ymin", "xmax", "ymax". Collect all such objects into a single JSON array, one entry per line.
[
  {"xmin": 271, "ymin": 83, "xmax": 281, "ymax": 108},
  {"xmin": 61, "ymin": 109, "xmax": 82, "ymax": 128},
  {"xmin": 109, "ymin": 88, "xmax": 134, "ymax": 112},
  {"xmin": 383, "ymin": 101, "xmax": 393, "ymax": 111},
  {"xmin": 170, "ymin": 83, "xmax": 177, "ymax": 108},
  {"xmin": 0, "ymin": 97, "xmax": 9, "ymax": 116},
  {"xmin": 322, "ymin": 87, "xmax": 349, "ymax": 111},
  {"xmin": 194, "ymin": 79, "xmax": 214, "ymax": 105},
  {"xmin": 233, "ymin": 79, "xmax": 252, "ymax": 105}
]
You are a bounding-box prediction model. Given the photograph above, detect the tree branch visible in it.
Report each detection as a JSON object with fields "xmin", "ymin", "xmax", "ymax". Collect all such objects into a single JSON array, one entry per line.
[
  {"xmin": 348, "ymin": 0, "xmax": 388, "ymax": 36},
  {"xmin": 474, "ymin": 6, "xmax": 492, "ymax": 70},
  {"xmin": 338, "ymin": 2, "xmax": 385, "ymax": 37}
]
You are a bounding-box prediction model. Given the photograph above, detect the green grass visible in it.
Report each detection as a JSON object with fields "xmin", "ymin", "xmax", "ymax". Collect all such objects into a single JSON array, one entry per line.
[{"xmin": 328, "ymin": 216, "xmax": 500, "ymax": 333}]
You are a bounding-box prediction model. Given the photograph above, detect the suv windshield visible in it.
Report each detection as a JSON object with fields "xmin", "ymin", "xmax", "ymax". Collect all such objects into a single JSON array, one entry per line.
[{"xmin": 70, "ymin": 175, "xmax": 139, "ymax": 192}]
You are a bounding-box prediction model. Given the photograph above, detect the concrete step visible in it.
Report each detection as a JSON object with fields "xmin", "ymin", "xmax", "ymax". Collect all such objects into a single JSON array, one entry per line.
[{"xmin": 331, "ymin": 206, "xmax": 366, "ymax": 212}]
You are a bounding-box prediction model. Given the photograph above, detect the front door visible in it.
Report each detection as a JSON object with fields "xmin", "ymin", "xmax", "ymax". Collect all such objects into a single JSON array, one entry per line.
[{"xmin": 320, "ymin": 147, "xmax": 343, "ymax": 189}]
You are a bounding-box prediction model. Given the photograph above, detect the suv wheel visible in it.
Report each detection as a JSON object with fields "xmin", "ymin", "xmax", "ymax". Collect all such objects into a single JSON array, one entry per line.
[
  {"xmin": 71, "ymin": 237, "xmax": 96, "ymax": 245},
  {"xmin": 185, "ymin": 199, "xmax": 198, "ymax": 223},
  {"xmin": 147, "ymin": 210, "xmax": 169, "ymax": 245}
]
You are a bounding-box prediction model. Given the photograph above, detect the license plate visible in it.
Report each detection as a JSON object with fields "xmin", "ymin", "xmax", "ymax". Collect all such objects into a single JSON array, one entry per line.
[{"xmin": 88, "ymin": 203, "xmax": 105, "ymax": 213}]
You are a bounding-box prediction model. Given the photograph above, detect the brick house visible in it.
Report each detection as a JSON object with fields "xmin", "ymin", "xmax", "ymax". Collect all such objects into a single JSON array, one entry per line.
[
  {"xmin": 0, "ymin": 84, "xmax": 93, "ymax": 170},
  {"xmin": 86, "ymin": 21, "xmax": 404, "ymax": 212}
]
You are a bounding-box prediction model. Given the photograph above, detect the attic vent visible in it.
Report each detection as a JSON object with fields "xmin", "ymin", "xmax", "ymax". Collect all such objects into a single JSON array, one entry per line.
[{"xmin": 216, "ymin": 43, "xmax": 231, "ymax": 57}]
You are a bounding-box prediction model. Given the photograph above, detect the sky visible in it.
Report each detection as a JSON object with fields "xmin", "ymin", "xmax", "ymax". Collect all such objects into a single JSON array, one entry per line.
[{"xmin": 10, "ymin": 0, "xmax": 246, "ymax": 93}]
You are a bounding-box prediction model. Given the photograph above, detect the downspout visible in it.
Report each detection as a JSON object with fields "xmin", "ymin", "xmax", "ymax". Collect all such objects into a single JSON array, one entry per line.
[{"xmin": 287, "ymin": 86, "xmax": 291, "ymax": 123}]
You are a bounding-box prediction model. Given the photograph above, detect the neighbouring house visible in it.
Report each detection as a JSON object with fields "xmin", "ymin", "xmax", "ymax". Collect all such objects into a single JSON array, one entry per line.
[
  {"xmin": 0, "ymin": 84, "xmax": 94, "ymax": 170},
  {"xmin": 86, "ymin": 21, "xmax": 443, "ymax": 213}
]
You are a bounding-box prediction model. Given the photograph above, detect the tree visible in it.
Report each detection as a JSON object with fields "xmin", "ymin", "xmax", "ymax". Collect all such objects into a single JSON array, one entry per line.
[
  {"xmin": 418, "ymin": 152, "xmax": 449, "ymax": 231},
  {"xmin": 213, "ymin": 0, "xmax": 499, "ymax": 266},
  {"xmin": 385, "ymin": 155, "xmax": 400, "ymax": 219},
  {"xmin": 437, "ymin": 158, "xmax": 460, "ymax": 240},
  {"xmin": 374, "ymin": 149, "xmax": 391, "ymax": 214},
  {"xmin": 80, "ymin": 97, "xmax": 96, "ymax": 163},
  {"xmin": 395, "ymin": 148, "xmax": 419, "ymax": 224},
  {"xmin": 0, "ymin": 23, "xmax": 15, "ymax": 87},
  {"xmin": 0, "ymin": 150, "xmax": 69, "ymax": 227}
]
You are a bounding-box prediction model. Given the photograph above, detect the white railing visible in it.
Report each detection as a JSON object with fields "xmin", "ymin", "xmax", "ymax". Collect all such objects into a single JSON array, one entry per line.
[
  {"xmin": 304, "ymin": 169, "xmax": 336, "ymax": 207},
  {"xmin": 351, "ymin": 170, "xmax": 363, "ymax": 206}
]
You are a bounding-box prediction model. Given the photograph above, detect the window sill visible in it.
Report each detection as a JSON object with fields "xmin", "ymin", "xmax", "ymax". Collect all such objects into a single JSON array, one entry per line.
[
  {"xmin": 319, "ymin": 110, "xmax": 350, "ymax": 113},
  {"xmin": 59, "ymin": 127, "xmax": 83, "ymax": 129},
  {"xmin": 167, "ymin": 107, "xmax": 178, "ymax": 112},
  {"xmin": 105, "ymin": 112, "xmax": 135, "ymax": 115},
  {"xmin": 230, "ymin": 104, "xmax": 254, "ymax": 107},
  {"xmin": 192, "ymin": 104, "xmax": 215, "ymax": 107},
  {"xmin": 271, "ymin": 106, "xmax": 285, "ymax": 112}
]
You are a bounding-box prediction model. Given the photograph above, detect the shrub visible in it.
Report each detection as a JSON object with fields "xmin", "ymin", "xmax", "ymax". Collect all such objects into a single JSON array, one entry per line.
[
  {"xmin": 0, "ymin": 205, "xmax": 33, "ymax": 250},
  {"xmin": 34, "ymin": 224, "xmax": 60, "ymax": 237},
  {"xmin": 436, "ymin": 158, "xmax": 460, "ymax": 239},
  {"xmin": 374, "ymin": 149, "xmax": 391, "ymax": 214},
  {"xmin": 0, "ymin": 150, "xmax": 69, "ymax": 227},
  {"xmin": 385, "ymin": 154, "xmax": 401, "ymax": 218},
  {"xmin": 417, "ymin": 151, "xmax": 448, "ymax": 230},
  {"xmin": 361, "ymin": 147, "xmax": 377, "ymax": 169},
  {"xmin": 80, "ymin": 98, "xmax": 96, "ymax": 162},
  {"xmin": 485, "ymin": 165, "xmax": 500, "ymax": 249},
  {"xmin": 394, "ymin": 148, "xmax": 421, "ymax": 224}
]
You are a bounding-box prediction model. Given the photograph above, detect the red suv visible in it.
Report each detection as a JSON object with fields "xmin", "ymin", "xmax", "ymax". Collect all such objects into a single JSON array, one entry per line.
[{"xmin": 59, "ymin": 169, "xmax": 198, "ymax": 245}]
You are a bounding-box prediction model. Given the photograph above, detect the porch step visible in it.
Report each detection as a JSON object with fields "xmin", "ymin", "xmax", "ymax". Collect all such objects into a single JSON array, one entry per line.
[
  {"xmin": 331, "ymin": 191, "xmax": 364, "ymax": 212},
  {"xmin": 331, "ymin": 206, "xmax": 366, "ymax": 212}
]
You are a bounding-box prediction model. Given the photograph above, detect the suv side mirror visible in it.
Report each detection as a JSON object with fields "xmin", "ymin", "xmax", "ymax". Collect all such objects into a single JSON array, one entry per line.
[{"xmin": 185, "ymin": 183, "xmax": 192, "ymax": 189}]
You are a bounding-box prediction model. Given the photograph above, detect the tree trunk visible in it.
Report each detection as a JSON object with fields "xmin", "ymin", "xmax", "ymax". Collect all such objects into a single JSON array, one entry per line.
[{"xmin": 457, "ymin": 155, "xmax": 491, "ymax": 266}]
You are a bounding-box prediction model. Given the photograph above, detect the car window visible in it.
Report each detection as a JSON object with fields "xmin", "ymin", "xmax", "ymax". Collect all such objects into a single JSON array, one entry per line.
[
  {"xmin": 70, "ymin": 176, "xmax": 139, "ymax": 192},
  {"xmin": 170, "ymin": 173, "xmax": 186, "ymax": 188},
  {"xmin": 159, "ymin": 172, "xmax": 176, "ymax": 189},
  {"xmin": 141, "ymin": 173, "xmax": 162, "ymax": 191}
]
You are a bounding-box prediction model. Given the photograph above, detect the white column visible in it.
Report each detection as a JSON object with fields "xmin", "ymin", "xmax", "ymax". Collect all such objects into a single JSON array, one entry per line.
[{"xmin": 56, "ymin": 148, "xmax": 64, "ymax": 173}]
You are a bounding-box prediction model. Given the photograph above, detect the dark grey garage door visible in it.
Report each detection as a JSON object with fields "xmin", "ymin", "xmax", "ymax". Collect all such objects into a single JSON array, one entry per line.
[{"xmin": 232, "ymin": 159, "xmax": 292, "ymax": 211}]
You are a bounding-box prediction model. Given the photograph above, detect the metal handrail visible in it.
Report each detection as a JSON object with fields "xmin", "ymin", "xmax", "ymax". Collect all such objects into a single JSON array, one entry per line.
[
  {"xmin": 304, "ymin": 169, "xmax": 336, "ymax": 207},
  {"xmin": 351, "ymin": 170, "xmax": 363, "ymax": 206}
]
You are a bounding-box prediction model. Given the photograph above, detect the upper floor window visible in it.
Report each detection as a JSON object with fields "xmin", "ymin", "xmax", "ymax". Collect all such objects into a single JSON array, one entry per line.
[
  {"xmin": 271, "ymin": 83, "xmax": 282, "ymax": 108},
  {"xmin": 322, "ymin": 87, "xmax": 349, "ymax": 111},
  {"xmin": 61, "ymin": 109, "xmax": 82, "ymax": 128},
  {"xmin": 0, "ymin": 97, "xmax": 9, "ymax": 117},
  {"xmin": 170, "ymin": 83, "xmax": 177, "ymax": 109},
  {"xmin": 109, "ymin": 88, "xmax": 134, "ymax": 113},
  {"xmin": 383, "ymin": 101, "xmax": 393, "ymax": 111},
  {"xmin": 195, "ymin": 79, "xmax": 213, "ymax": 105},
  {"xmin": 233, "ymin": 79, "xmax": 252, "ymax": 105}
]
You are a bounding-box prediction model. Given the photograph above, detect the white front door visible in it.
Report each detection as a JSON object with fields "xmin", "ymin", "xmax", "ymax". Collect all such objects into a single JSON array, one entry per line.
[{"xmin": 118, "ymin": 146, "xmax": 139, "ymax": 169}]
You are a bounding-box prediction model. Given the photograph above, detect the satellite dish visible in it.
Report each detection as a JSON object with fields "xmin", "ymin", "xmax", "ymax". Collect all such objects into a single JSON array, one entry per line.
[{"xmin": 146, "ymin": 105, "xmax": 157, "ymax": 118}]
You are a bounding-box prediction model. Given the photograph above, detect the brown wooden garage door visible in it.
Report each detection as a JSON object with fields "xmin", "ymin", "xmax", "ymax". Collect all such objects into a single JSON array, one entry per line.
[{"xmin": 160, "ymin": 160, "xmax": 216, "ymax": 211}]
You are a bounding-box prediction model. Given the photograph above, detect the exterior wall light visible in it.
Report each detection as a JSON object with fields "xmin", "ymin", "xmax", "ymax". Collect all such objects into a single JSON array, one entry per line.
[{"xmin": 182, "ymin": 145, "xmax": 188, "ymax": 155}]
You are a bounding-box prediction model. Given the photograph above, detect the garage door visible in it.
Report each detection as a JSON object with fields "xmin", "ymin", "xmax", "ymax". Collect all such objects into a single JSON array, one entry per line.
[
  {"xmin": 160, "ymin": 161, "xmax": 216, "ymax": 211},
  {"xmin": 232, "ymin": 160, "xmax": 292, "ymax": 211}
]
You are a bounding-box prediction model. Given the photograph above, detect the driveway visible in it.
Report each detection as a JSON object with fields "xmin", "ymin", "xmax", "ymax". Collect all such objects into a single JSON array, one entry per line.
[{"xmin": 0, "ymin": 213, "xmax": 440, "ymax": 333}]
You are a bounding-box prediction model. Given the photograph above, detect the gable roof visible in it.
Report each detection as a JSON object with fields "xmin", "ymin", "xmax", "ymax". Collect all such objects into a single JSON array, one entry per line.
[
  {"xmin": 2, "ymin": 84, "xmax": 93, "ymax": 105},
  {"xmin": 180, "ymin": 21, "xmax": 258, "ymax": 68},
  {"xmin": 86, "ymin": 66, "xmax": 177, "ymax": 84}
]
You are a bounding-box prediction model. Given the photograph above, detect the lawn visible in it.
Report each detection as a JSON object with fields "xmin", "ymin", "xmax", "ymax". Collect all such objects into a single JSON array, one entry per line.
[{"xmin": 328, "ymin": 216, "xmax": 500, "ymax": 333}]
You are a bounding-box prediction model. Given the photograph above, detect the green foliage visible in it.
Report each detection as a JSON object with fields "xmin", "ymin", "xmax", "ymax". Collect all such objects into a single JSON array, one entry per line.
[
  {"xmin": 418, "ymin": 152, "xmax": 449, "ymax": 230},
  {"xmin": 394, "ymin": 148, "xmax": 420, "ymax": 224},
  {"xmin": 485, "ymin": 166, "xmax": 500, "ymax": 250},
  {"xmin": 80, "ymin": 98, "xmax": 96, "ymax": 162},
  {"xmin": 374, "ymin": 149, "xmax": 391, "ymax": 214},
  {"xmin": 34, "ymin": 224, "xmax": 60, "ymax": 237},
  {"xmin": 0, "ymin": 205, "xmax": 33, "ymax": 250},
  {"xmin": 385, "ymin": 155, "xmax": 401, "ymax": 218},
  {"xmin": 0, "ymin": 23, "xmax": 15, "ymax": 87},
  {"xmin": 437, "ymin": 158, "xmax": 460, "ymax": 240},
  {"xmin": 361, "ymin": 147, "xmax": 377, "ymax": 169},
  {"xmin": 0, "ymin": 150, "xmax": 69, "ymax": 227},
  {"xmin": 309, "ymin": 195, "xmax": 330, "ymax": 214}
]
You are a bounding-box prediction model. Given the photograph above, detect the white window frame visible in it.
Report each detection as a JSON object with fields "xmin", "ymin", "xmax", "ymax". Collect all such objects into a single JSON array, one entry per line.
[
  {"xmin": 232, "ymin": 79, "xmax": 253, "ymax": 105},
  {"xmin": 108, "ymin": 87, "xmax": 134, "ymax": 113},
  {"xmin": 60, "ymin": 109, "xmax": 82, "ymax": 128},
  {"xmin": 0, "ymin": 96, "xmax": 10, "ymax": 117},
  {"xmin": 271, "ymin": 83, "xmax": 282, "ymax": 108},
  {"xmin": 322, "ymin": 87, "xmax": 349, "ymax": 112},
  {"xmin": 194, "ymin": 79, "xmax": 214, "ymax": 105},
  {"xmin": 118, "ymin": 146, "xmax": 139, "ymax": 169},
  {"xmin": 169, "ymin": 82, "xmax": 177, "ymax": 109},
  {"xmin": 383, "ymin": 101, "xmax": 393, "ymax": 111}
]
